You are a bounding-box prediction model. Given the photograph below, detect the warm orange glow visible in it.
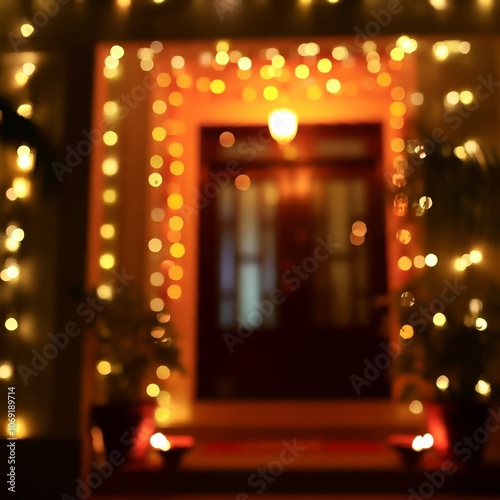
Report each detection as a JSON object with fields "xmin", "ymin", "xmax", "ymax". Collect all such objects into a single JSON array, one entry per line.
[
  {"xmin": 167, "ymin": 194, "xmax": 183, "ymax": 209},
  {"xmin": 168, "ymin": 92, "xmax": 183, "ymax": 106},
  {"xmin": 169, "ymin": 216, "xmax": 184, "ymax": 231},
  {"xmin": 219, "ymin": 131, "xmax": 235, "ymax": 148},
  {"xmin": 235, "ymin": 174, "xmax": 251, "ymax": 191},
  {"xmin": 196, "ymin": 77, "xmax": 211, "ymax": 92},
  {"xmin": 242, "ymin": 87, "xmax": 257, "ymax": 102},
  {"xmin": 167, "ymin": 284, "xmax": 182, "ymax": 299},
  {"xmin": 169, "ymin": 143, "xmax": 184, "ymax": 158}
]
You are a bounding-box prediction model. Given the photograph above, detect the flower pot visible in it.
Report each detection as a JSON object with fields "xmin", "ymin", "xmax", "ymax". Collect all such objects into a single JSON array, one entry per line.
[
  {"xmin": 426, "ymin": 401, "xmax": 490, "ymax": 467},
  {"xmin": 92, "ymin": 401, "xmax": 156, "ymax": 461}
]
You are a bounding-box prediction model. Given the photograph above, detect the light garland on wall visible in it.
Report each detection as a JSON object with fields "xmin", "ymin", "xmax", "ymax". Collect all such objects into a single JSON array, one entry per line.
[{"xmin": 0, "ymin": 58, "xmax": 37, "ymax": 439}]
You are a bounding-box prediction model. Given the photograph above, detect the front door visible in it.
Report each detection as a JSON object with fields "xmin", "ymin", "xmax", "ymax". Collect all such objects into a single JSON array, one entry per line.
[{"xmin": 197, "ymin": 126, "xmax": 388, "ymax": 399}]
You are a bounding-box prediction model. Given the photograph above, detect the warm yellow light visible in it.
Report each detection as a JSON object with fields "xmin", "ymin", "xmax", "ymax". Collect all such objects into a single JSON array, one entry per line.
[
  {"xmin": 100, "ymin": 224, "xmax": 115, "ymax": 239},
  {"xmin": 176, "ymin": 74, "xmax": 191, "ymax": 89},
  {"xmin": 332, "ymin": 46, "xmax": 349, "ymax": 60},
  {"xmin": 376, "ymin": 72, "xmax": 391, "ymax": 87},
  {"xmin": 210, "ymin": 79, "xmax": 225, "ymax": 94},
  {"xmin": 103, "ymin": 101, "xmax": 118, "ymax": 117},
  {"xmin": 433, "ymin": 312, "xmax": 447, "ymax": 327},
  {"xmin": 167, "ymin": 193, "xmax": 183, "ymax": 210},
  {"xmin": 5, "ymin": 238, "xmax": 20, "ymax": 252},
  {"xmin": 430, "ymin": 0, "xmax": 447, "ymax": 10},
  {"xmin": 414, "ymin": 255, "xmax": 426, "ymax": 269},
  {"xmin": 150, "ymin": 432, "xmax": 171, "ymax": 451},
  {"xmin": 469, "ymin": 249, "xmax": 482, "ymax": 263},
  {"xmin": 105, "ymin": 56, "xmax": 119, "ymax": 70},
  {"xmin": 96, "ymin": 285, "xmax": 113, "ymax": 300},
  {"xmin": 154, "ymin": 408, "xmax": 171, "ymax": 424},
  {"xmin": 454, "ymin": 257, "xmax": 467, "ymax": 272},
  {"xmin": 156, "ymin": 365, "xmax": 171, "ymax": 380},
  {"xmin": 170, "ymin": 161, "xmax": 184, "ymax": 176},
  {"xmin": 237, "ymin": 57, "xmax": 252, "ymax": 71},
  {"xmin": 390, "ymin": 47, "xmax": 405, "ymax": 61},
  {"xmin": 170, "ymin": 242, "xmax": 185, "ymax": 258},
  {"xmin": 422, "ymin": 433, "xmax": 434, "ymax": 449},
  {"xmin": 400, "ymin": 324, "xmax": 414, "ymax": 339},
  {"xmin": 116, "ymin": 0, "xmax": 131, "ymax": 7},
  {"xmin": 99, "ymin": 253, "xmax": 115, "ymax": 269},
  {"xmin": 148, "ymin": 238, "xmax": 163, "ymax": 253},
  {"xmin": 22, "ymin": 62, "xmax": 36, "ymax": 76},
  {"xmin": 97, "ymin": 360, "xmax": 112, "ymax": 375},
  {"xmin": 433, "ymin": 42, "xmax": 449, "ymax": 61},
  {"xmin": 425, "ymin": 253, "xmax": 438, "ymax": 267},
  {"xmin": 167, "ymin": 284, "xmax": 182, "ymax": 300},
  {"xmin": 0, "ymin": 363, "xmax": 13, "ymax": 380},
  {"xmin": 16, "ymin": 152, "xmax": 34, "ymax": 171},
  {"xmin": 409, "ymin": 400, "xmax": 423, "ymax": 414},
  {"xmin": 215, "ymin": 51, "xmax": 230, "ymax": 65},
  {"xmin": 454, "ymin": 146, "xmax": 466, "ymax": 160},
  {"xmin": 326, "ymin": 78, "xmax": 341, "ymax": 94},
  {"xmin": 458, "ymin": 41, "xmax": 471, "ymax": 54},
  {"xmin": 15, "ymin": 71, "xmax": 29, "ymax": 86},
  {"xmin": 390, "ymin": 102, "xmax": 406, "ymax": 117},
  {"xmin": 12, "ymin": 178, "xmax": 30, "ymax": 198},
  {"xmin": 152, "ymin": 127, "xmax": 166, "ymax": 142},
  {"xmin": 148, "ymin": 173, "xmax": 162, "ymax": 187},
  {"xmin": 103, "ymin": 131, "xmax": 118, "ymax": 146},
  {"xmin": 169, "ymin": 143, "xmax": 184, "ymax": 158},
  {"xmin": 294, "ymin": 64, "xmax": 310, "ymax": 79},
  {"xmin": 476, "ymin": 318, "xmax": 488, "ymax": 331},
  {"xmin": 317, "ymin": 58, "xmax": 332, "ymax": 73},
  {"xmin": 460, "ymin": 90, "xmax": 474, "ymax": 105},
  {"xmin": 271, "ymin": 54, "xmax": 285, "ymax": 69},
  {"xmin": 103, "ymin": 189, "xmax": 117, "ymax": 204},
  {"xmin": 17, "ymin": 103, "xmax": 33, "ymax": 118},
  {"xmin": 150, "ymin": 272, "xmax": 164, "ymax": 287},
  {"xmin": 110, "ymin": 45, "xmax": 124, "ymax": 60},
  {"xmin": 150, "ymin": 155, "xmax": 164, "ymax": 169},
  {"xmin": 5, "ymin": 317, "xmax": 18, "ymax": 331},
  {"xmin": 436, "ymin": 375, "xmax": 450, "ymax": 390},
  {"xmin": 171, "ymin": 55, "xmax": 185, "ymax": 69},
  {"xmin": 20, "ymin": 23, "xmax": 35, "ymax": 37},
  {"xmin": 398, "ymin": 256, "xmax": 412, "ymax": 271},
  {"xmin": 367, "ymin": 60, "xmax": 381, "ymax": 73},
  {"xmin": 475, "ymin": 379, "xmax": 491, "ymax": 396},
  {"xmin": 169, "ymin": 216, "xmax": 184, "ymax": 231},
  {"xmin": 390, "ymin": 138, "xmax": 405, "ymax": 153},
  {"xmin": 5, "ymin": 263, "xmax": 20, "ymax": 280},
  {"xmin": 102, "ymin": 158, "xmax": 118, "ymax": 176},
  {"xmin": 152, "ymin": 100, "xmax": 167, "ymax": 114},
  {"xmin": 268, "ymin": 108, "xmax": 298, "ymax": 145},
  {"xmin": 412, "ymin": 435, "xmax": 424, "ymax": 452},
  {"xmin": 146, "ymin": 383, "xmax": 161, "ymax": 398},
  {"xmin": 263, "ymin": 86, "xmax": 279, "ymax": 101},
  {"xmin": 150, "ymin": 298, "xmax": 165, "ymax": 312},
  {"xmin": 168, "ymin": 265, "xmax": 183, "ymax": 281}
]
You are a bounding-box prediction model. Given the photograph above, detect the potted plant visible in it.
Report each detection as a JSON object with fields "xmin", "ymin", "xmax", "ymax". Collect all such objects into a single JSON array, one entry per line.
[
  {"xmin": 393, "ymin": 142, "xmax": 500, "ymax": 466},
  {"xmin": 89, "ymin": 282, "xmax": 183, "ymax": 460}
]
